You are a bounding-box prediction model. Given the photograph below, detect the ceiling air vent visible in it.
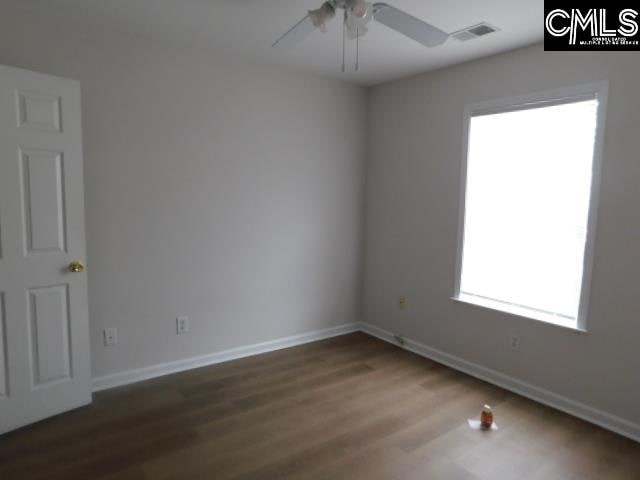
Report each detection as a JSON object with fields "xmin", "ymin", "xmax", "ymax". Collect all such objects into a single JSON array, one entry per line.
[{"xmin": 452, "ymin": 23, "xmax": 498, "ymax": 42}]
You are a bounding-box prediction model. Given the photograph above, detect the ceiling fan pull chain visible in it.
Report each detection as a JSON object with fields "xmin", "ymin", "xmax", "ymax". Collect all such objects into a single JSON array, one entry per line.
[
  {"xmin": 342, "ymin": 10, "xmax": 346, "ymax": 73},
  {"xmin": 355, "ymin": 26, "xmax": 360, "ymax": 71}
]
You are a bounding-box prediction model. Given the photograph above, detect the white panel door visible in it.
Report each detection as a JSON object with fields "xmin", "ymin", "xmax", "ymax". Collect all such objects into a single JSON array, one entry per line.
[{"xmin": 0, "ymin": 64, "xmax": 91, "ymax": 434}]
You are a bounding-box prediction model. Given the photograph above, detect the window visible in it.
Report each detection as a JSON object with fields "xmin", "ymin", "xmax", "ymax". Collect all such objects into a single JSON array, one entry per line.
[{"xmin": 454, "ymin": 83, "xmax": 607, "ymax": 330}]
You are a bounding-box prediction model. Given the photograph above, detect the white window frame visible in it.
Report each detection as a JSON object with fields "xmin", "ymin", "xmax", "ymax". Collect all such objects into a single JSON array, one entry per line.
[{"xmin": 453, "ymin": 81, "xmax": 609, "ymax": 332}]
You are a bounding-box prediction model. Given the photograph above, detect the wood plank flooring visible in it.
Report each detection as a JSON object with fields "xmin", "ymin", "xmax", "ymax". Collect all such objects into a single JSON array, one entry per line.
[{"xmin": 1, "ymin": 332, "xmax": 639, "ymax": 479}]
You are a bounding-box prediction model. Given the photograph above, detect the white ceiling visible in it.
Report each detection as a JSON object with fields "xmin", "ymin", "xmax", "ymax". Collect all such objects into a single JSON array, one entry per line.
[{"xmin": 4, "ymin": 0, "xmax": 543, "ymax": 85}]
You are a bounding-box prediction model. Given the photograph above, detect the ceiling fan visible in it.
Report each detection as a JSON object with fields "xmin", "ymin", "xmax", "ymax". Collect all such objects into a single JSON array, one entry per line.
[{"xmin": 272, "ymin": 0, "xmax": 449, "ymax": 72}]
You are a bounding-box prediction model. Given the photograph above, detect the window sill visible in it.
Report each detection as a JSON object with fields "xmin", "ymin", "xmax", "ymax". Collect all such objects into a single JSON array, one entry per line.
[{"xmin": 451, "ymin": 294, "xmax": 587, "ymax": 334}]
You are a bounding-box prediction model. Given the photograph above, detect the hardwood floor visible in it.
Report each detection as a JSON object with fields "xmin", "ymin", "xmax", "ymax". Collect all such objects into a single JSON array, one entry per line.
[{"xmin": 1, "ymin": 332, "xmax": 639, "ymax": 479}]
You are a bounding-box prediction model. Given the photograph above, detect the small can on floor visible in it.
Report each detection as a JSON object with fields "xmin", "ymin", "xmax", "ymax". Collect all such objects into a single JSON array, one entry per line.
[{"xmin": 480, "ymin": 405, "xmax": 493, "ymax": 429}]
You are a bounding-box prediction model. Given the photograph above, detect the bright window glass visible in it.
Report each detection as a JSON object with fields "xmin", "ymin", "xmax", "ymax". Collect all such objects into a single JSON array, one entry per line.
[{"xmin": 458, "ymin": 98, "xmax": 599, "ymax": 328}]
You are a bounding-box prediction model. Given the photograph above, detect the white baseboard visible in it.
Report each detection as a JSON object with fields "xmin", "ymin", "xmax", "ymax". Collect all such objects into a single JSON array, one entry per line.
[
  {"xmin": 360, "ymin": 322, "xmax": 640, "ymax": 444},
  {"xmin": 91, "ymin": 320, "xmax": 639, "ymax": 444},
  {"xmin": 92, "ymin": 322, "xmax": 360, "ymax": 392}
]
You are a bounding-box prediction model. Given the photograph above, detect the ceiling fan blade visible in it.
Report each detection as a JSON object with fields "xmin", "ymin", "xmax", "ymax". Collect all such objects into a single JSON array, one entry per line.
[
  {"xmin": 372, "ymin": 3, "xmax": 449, "ymax": 47},
  {"xmin": 272, "ymin": 15, "xmax": 316, "ymax": 48}
]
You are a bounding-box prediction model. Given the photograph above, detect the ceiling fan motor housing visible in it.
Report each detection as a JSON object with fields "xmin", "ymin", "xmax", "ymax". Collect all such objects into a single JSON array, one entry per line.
[
  {"xmin": 332, "ymin": 0, "xmax": 358, "ymax": 9},
  {"xmin": 331, "ymin": 0, "xmax": 373, "ymax": 14}
]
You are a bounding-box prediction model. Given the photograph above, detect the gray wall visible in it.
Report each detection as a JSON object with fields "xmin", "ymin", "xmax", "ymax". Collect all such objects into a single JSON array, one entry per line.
[
  {"xmin": 365, "ymin": 43, "xmax": 640, "ymax": 424},
  {"xmin": 0, "ymin": 8, "xmax": 367, "ymax": 378}
]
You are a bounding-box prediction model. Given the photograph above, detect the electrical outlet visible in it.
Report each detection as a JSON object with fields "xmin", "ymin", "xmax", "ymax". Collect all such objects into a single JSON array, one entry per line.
[
  {"xmin": 398, "ymin": 296, "xmax": 407, "ymax": 310},
  {"xmin": 104, "ymin": 328, "xmax": 118, "ymax": 347},
  {"xmin": 176, "ymin": 316, "xmax": 189, "ymax": 334},
  {"xmin": 509, "ymin": 334, "xmax": 521, "ymax": 350}
]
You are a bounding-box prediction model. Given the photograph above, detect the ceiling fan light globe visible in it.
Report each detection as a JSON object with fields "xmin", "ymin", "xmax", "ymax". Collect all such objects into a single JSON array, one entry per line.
[
  {"xmin": 351, "ymin": 0, "xmax": 366, "ymax": 16},
  {"xmin": 349, "ymin": 1, "xmax": 373, "ymax": 26},
  {"xmin": 352, "ymin": 1, "xmax": 372, "ymax": 17},
  {"xmin": 308, "ymin": 2, "xmax": 336, "ymax": 31}
]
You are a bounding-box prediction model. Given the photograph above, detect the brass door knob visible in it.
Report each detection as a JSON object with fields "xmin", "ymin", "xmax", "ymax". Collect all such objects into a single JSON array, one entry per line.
[{"xmin": 68, "ymin": 261, "xmax": 85, "ymax": 273}]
